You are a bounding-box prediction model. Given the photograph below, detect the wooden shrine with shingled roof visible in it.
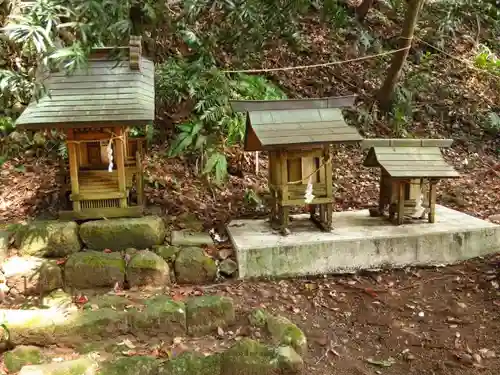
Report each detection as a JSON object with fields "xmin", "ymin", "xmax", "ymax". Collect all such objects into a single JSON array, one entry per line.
[
  {"xmin": 15, "ymin": 36, "xmax": 154, "ymax": 220},
  {"xmin": 231, "ymin": 96, "xmax": 363, "ymax": 235},
  {"xmin": 362, "ymin": 139, "xmax": 460, "ymax": 225}
]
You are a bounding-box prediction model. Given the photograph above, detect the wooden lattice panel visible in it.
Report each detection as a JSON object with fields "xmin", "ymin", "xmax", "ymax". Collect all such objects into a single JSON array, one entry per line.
[{"xmin": 81, "ymin": 198, "xmax": 120, "ymax": 210}]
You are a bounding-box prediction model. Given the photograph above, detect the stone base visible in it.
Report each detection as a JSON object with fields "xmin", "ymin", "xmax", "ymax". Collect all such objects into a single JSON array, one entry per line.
[{"xmin": 227, "ymin": 205, "xmax": 500, "ymax": 279}]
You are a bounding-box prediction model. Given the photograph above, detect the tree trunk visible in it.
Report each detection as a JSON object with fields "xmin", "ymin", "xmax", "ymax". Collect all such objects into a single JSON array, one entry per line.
[
  {"xmin": 356, "ymin": 0, "xmax": 374, "ymax": 21},
  {"xmin": 377, "ymin": 0, "xmax": 424, "ymax": 110}
]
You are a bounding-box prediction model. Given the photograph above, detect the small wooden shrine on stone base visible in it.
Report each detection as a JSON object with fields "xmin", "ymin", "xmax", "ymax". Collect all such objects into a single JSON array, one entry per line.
[
  {"xmin": 362, "ymin": 139, "xmax": 460, "ymax": 225},
  {"xmin": 15, "ymin": 36, "xmax": 154, "ymax": 220},
  {"xmin": 231, "ymin": 96, "xmax": 363, "ymax": 235}
]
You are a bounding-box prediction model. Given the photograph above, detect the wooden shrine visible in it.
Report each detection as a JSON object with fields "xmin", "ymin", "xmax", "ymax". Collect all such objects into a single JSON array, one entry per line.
[
  {"xmin": 362, "ymin": 139, "xmax": 460, "ymax": 225},
  {"xmin": 15, "ymin": 36, "xmax": 154, "ymax": 220},
  {"xmin": 231, "ymin": 96, "xmax": 363, "ymax": 235}
]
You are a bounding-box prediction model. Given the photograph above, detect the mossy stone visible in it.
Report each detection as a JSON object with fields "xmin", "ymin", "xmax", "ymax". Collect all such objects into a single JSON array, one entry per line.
[
  {"xmin": 219, "ymin": 259, "xmax": 237, "ymax": 276},
  {"xmin": 56, "ymin": 308, "xmax": 130, "ymax": 344},
  {"xmin": 186, "ymin": 296, "xmax": 235, "ymax": 336},
  {"xmin": 38, "ymin": 260, "xmax": 64, "ymax": 293},
  {"xmin": 99, "ymin": 356, "xmax": 161, "ymax": 375},
  {"xmin": 276, "ymin": 346, "xmax": 304, "ymax": 374},
  {"xmin": 65, "ymin": 251, "xmax": 125, "ymax": 289},
  {"xmin": 159, "ymin": 352, "xmax": 220, "ymax": 375},
  {"xmin": 128, "ymin": 295, "xmax": 186, "ymax": 335},
  {"xmin": 174, "ymin": 247, "xmax": 216, "ymax": 284},
  {"xmin": 85, "ymin": 295, "xmax": 131, "ymax": 310},
  {"xmin": 42, "ymin": 289, "xmax": 73, "ymax": 309},
  {"xmin": 16, "ymin": 221, "xmax": 81, "ymax": 257},
  {"xmin": 4, "ymin": 257, "xmax": 63, "ymax": 295},
  {"xmin": 79, "ymin": 216, "xmax": 166, "ymax": 251},
  {"xmin": 248, "ymin": 308, "xmax": 268, "ymax": 327},
  {"xmin": 220, "ymin": 339, "xmax": 280, "ymax": 375},
  {"xmin": 4, "ymin": 345, "xmax": 43, "ymax": 372},
  {"xmin": 266, "ymin": 314, "xmax": 307, "ymax": 355},
  {"xmin": 154, "ymin": 245, "xmax": 180, "ymax": 262},
  {"xmin": 3, "ymin": 309, "xmax": 61, "ymax": 345},
  {"xmin": 126, "ymin": 250, "xmax": 170, "ymax": 287},
  {"xmin": 0, "ymin": 230, "xmax": 10, "ymax": 261},
  {"xmin": 18, "ymin": 357, "xmax": 98, "ymax": 375}
]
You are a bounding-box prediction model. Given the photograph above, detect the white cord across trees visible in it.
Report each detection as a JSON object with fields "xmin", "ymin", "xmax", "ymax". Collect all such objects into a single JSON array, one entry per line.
[{"xmin": 222, "ymin": 46, "xmax": 411, "ymax": 73}]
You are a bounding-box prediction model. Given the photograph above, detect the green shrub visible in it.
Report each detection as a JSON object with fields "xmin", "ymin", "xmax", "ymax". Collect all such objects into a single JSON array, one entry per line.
[{"xmin": 156, "ymin": 56, "xmax": 286, "ymax": 185}]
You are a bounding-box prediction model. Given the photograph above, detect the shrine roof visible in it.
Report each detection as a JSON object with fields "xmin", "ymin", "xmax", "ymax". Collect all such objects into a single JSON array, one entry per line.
[
  {"xmin": 16, "ymin": 44, "xmax": 154, "ymax": 130},
  {"xmin": 362, "ymin": 139, "xmax": 460, "ymax": 179},
  {"xmin": 230, "ymin": 96, "xmax": 363, "ymax": 151}
]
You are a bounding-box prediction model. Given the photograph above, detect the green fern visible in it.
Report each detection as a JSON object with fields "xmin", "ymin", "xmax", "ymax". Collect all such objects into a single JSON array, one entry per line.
[
  {"xmin": 157, "ymin": 56, "xmax": 286, "ymax": 184},
  {"xmin": 203, "ymin": 151, "xmax": 228, "ymax": 186}
]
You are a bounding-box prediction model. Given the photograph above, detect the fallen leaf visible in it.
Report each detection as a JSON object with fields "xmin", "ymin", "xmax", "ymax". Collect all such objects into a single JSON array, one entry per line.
[
  {"xmin": 75, "ymin": 295, "xmax": 88, "ymax": 304},
  {"xmin": 479, "ymin": 348, "xmax": 496, "ymax": 359},
  {"xmin": 122, "ymin": 350, "xmax": 137, "ymax": 356},
  {"xmin": 364, "ymin": 288, "xmax": 378, "ymax": 298},
  {"xmin": 56, "ymin": 258, "xmax": 66, "ymax": 265},
  {"xmin": 366, "ymin": 358, "xmax": 395, "ymax": 367},
  {"xmin": 103, "ymin": 249, "xmax": 113, "ymax": 253},
  {"xmin": 217, "ymin": 327, "xmax": 225, "ymax": 336},
  {"xmin": 113, "ymin": 282, "xmax": 122, "ymax": 293},
  {"xmin": 117, "ymin": 339, "xmax": 136, "ymax": 349},
  {"xmin": 173, "ymin": 337, "xmax": 183, "ymax": 345},
  {"xmin": 454, "ymin": 353, "xmax": 474, "ymax": 365}
]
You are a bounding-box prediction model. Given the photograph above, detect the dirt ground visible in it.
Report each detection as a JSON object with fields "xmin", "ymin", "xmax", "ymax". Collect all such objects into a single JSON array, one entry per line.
[{"xmin": 199, "ymin": 255, "xmax": 500, "ymax": 375}]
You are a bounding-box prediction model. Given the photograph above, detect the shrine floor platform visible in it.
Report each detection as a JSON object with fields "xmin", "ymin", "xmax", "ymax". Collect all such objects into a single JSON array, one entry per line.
[{"xmin": 227, "ymin": 205, "xmax": 500, "ymax": 279}]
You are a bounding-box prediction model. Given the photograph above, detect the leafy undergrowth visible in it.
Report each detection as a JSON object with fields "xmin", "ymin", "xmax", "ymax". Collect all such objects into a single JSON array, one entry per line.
[
  {"xmin": 1, "ymin": 142, "xmax": 499, "ymax": 225},
  {"xmin": 1, "ymin": 2, "xmax": 500, "ymax": 224}
]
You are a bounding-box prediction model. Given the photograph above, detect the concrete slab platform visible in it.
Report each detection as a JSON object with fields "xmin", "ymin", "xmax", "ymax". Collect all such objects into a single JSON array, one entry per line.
[{"xmin": 227, "ymin": 205, "xmax": 500, "ymax": 279}]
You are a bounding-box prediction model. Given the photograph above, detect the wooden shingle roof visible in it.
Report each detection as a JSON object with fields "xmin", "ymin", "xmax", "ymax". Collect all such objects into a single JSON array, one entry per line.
[
  {"xmin": 16, "ymin": 47, "xmax": 154, "ymax": 130},
  {"xmin": 362, "ymin": 139, "xmax": 460, "ymax": 179},
  {"xmin": 230, "ymin": 96, "xmax": 363, "ymax": 151}
]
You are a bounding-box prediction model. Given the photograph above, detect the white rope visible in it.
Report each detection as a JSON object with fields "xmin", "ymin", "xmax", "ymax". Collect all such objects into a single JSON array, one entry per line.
[
  {"xmin": 222, "ymin": 46, "xmax": 411, "ymax": 73},
  {"xmin": 106, "ymin": 139, "xmax": 114, "ymax": 172},
  {"xmin": 304, "ymin": 176, "xmax": 315, "ymax": 204}
]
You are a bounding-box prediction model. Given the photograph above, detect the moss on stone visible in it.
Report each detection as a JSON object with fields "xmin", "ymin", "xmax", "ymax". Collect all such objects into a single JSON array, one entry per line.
[
  {"xmin": 65, "ymin": 251, "xmax": 125, "ymax": 289},
  {"xmin": 37, "ymin": 260, "xmax": 64, "ymax": 294},
  {"xmin": 266, "ymin": 314, "xmax": 307, "ymax": 355},
  {"xmin": 18, "ymin": 357, "xmax": 98, "ymax": 375},
  {"xmin": 126, "ymin": 250, "xmax": 170, "ymax": 287},
  {"xmin": 42, "ymin": 289, "xmax": 73, "ymax": 309},
  {"xmin": 79, "ymin": 216, "xmax": 166, "ymax": 251},
  {"xmin": 220, "ymin": 339, "xmax": 279, "ymax": 375},
  {"xmin": 153, "ymin": 245, "xmax": 180, "ymax": 262},
  {"xmin": 99, "ymin": 356, "xmax": 161, "ymax": 375},
  {"xmin": 248, "ymin": 308, "xmax": 268, "ymax": 327},
  {"xmin": 5, "ymin": 309, "xmax": 61, "ymax": 345},
  {"xmin": 160, "ymin": 352, "xmax": 220, "ymax": 375},
  {"xmin": 125, "ymin": 248, "xmax": 138, "ymax": 256},
  {"xmin": 4, "ymin": 345, "xmax": 44, "ymax": 372},
  {"xmin": 85, "ymin": 295, "xmax": 131, "ymax": 310},
  {"xmin": 16, "ymin": 221, "xmax": 81, "ymax": 257},
  {"xmin": 174, "ymin": 247, "xmax": 216, "ymax": 284},
  {"xmin": 276, "ymin": 346, "xmax": 304, "ymax": 374},
  {"xmin": 74, "ymin": 342, "xmax": 104, "ymax": 355},
  {"xmin": 186, "ymin": 296, "xmax": 235, "ymax": 336},
  {"xmin": 129, "ymin": 296, "xmax": 186, "ymax": 335},
  {"xmin": 54, "ymin": 308, "xmax": 130, "ymax": 344}
]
